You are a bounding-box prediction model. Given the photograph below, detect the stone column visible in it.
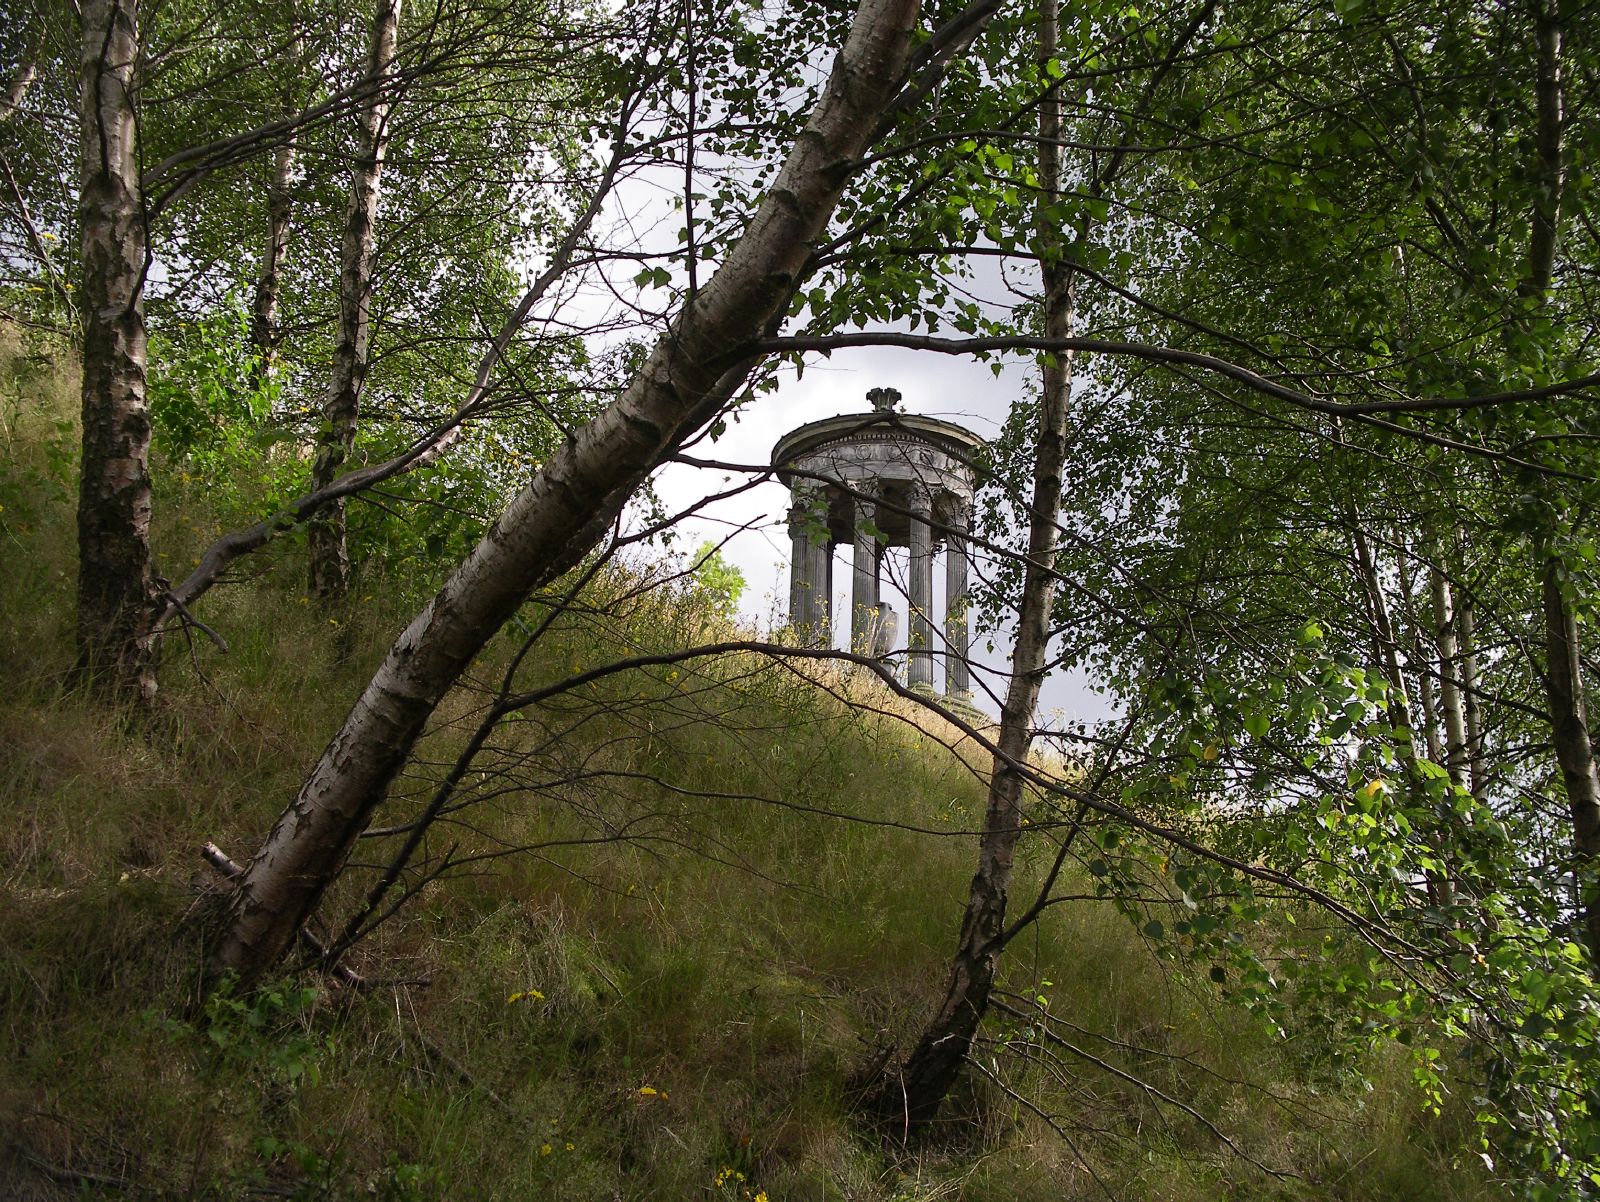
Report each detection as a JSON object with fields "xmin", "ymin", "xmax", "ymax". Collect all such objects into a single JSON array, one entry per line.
[
  {"xmin": 788, "ymin": 500, "xmax": 807, "ymax": 632},
  {"xmin": 788, "ymin": 484, "xmax": 826, "ymax": 644},
  {"xmin": 908, "ymin": 486, "xmax": 934, "ymax": 689},
  {"xmin": 817, "ymin": 535, "xmax": 834, "ymax": 645},
  {"xmin": 944, "ymin": 500, "xmax": 971, "ymax": 697},
  {"xmin": 852, "ymin": 485, "xmax": 880, "ymax": 652}
]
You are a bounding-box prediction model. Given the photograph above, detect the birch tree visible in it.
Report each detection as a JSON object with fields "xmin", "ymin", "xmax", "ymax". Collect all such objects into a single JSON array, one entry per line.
[
  {"xmin": 860, "ymin": 0, "xmax": 1077, "ymax": 1136},
  {"xmin": 2, "ymin": 0, "xmax": 604, "ymax": 706},
  {"xmin": 1518, "ymin": 0, "xmax": 1600, "ymax": 966},
  {"xmin": 74, "ymin": 0, "xmax": 158, "ymax": 705},
  {"xmin": 306, "ymin": 0, "xmax": 402, "ymax": 600},
  {"xmin": 846, "ymin": 0, "xmax": 1214, "ymax": 1134},
  {"xmin": 247, "ymin": 30, "xmax": 309, "ymax": 380},
  {"xmin": 208, "ymin": 0, "xmax": 1005, "ymax": 984}
]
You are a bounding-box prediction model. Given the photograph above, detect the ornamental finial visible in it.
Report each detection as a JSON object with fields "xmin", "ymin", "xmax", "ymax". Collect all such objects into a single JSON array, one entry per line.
[{"xmin": 867, "ymin": 386, "xmax": 901, "ymax": 412}]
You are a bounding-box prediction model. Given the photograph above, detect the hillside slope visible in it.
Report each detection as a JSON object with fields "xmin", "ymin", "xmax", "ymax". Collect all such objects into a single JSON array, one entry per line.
[{"xmin": 0, "ymin": 331, "xmax": 1490, "ymax": 1200}]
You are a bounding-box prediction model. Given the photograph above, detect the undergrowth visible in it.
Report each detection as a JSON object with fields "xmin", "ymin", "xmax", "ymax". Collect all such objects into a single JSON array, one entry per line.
[{"xmin": 0, "ymin": 326, "xmax": 1495, "ymax": 1199}]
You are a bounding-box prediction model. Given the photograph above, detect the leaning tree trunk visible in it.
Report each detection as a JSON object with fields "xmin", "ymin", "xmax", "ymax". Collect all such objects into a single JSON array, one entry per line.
[
  {"xmin": 307, "ymin": 0, "xmax": 401, "ymax": 600},
  {"xmin": 209, "ymin": 0, "xmax": 928, "ymax": 986},
  {"xmin": 864, "ymin": 0, "xmax": 1074, "ymax": 1139},
  {"xmin": 74, "ymin": 0, "xmax": 158, "ymax": 707}
]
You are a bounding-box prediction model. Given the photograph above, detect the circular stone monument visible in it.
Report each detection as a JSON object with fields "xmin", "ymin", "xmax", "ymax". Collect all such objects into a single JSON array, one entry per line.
[{"xmin": 772, "ymin": 388, "xmax": 984, "ymax": 698}]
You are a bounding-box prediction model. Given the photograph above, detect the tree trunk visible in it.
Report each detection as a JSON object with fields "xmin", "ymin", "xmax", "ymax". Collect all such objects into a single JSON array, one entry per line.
[
  {"xmin": 1395, "ymin": 548, "xmax": 1444, "ymax": 765},
  {"xmin": 1350, "ymin": 520, "xmax": 1454, "ymax": 904},
  {"xmin": 208, "ymin": 0, "xmax": 926, "ymax": 986},
  {"xmin": 1522, "ymin": 0, "xmax": 1563, "ymax": 300},
  {"xmin": 858, "ymin": 0, "xmax": 1215, "ymax": 1135},
  {"xmin": 1541, "ymin": 560, "xmax": 1600, "ymax": 964},
  {"xmin": 1429, "ymin": 558, "xmax": 1471, "ymax": 792},
  {"xmin": 1350, "ymin": 523, "xmax": 1418, "ymax": 740},
  {"xmin": 249, "ymin": 53, "xmax": 302, "ymax": 382},
  {"xmin": 74, "ymin": 0, "xmax": 157, "ymax": 707},
  {"xmin": 307, "ymin": 0, "xmax": 401, "ymax": 600},
  {"xmin": 1519, "ymin": 0, "xmax": 1599, "ymax": 963},
  {"xmin": 4, "ymin": 57, "xmax": 76, "ymax": 317},
  {"xmin": 865, "ymin": 0, "xmax": 1073, "ymax": 1138},
  {"xmin": 1458, "ymin": 588, "xmax": 1486, "ymax": 799}
]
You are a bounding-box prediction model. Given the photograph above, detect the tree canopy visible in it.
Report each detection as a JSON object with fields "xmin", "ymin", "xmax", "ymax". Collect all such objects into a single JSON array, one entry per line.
[{"xmin": 6, "ymin": 0, "xmax": 1600, "ymax": 1194}]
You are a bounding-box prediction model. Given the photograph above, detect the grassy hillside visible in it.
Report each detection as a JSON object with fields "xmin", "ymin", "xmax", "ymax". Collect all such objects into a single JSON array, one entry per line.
[{"xmin": 0, "ymin": 328, "xmax": 1492, "ymax": 1200}]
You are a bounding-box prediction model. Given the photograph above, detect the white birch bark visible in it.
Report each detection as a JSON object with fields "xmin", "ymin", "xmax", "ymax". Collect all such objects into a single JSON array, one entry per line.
[
  {"xmin": 1428, "ymin": 559, "xmax": 1471, "ymax": 791},
  {"xmin": 1520, "ymin": 0, "xmax": 1600, "ymax": 963},
  {"xmin": 211, "ymin": 0, "xmax": 924, "ymax": 982},
  {"xmin": 1395, "ymin": 547, "xmax": 1445, "ymax": 765},
  {"xmin": 74, "ymin": 0, "xmax": 158, "ymax": 706},
  {"xmin": 880, "ymin": 0, "xmax": 1074, "ymax": 1129},
  {"xmin": 1458, "ymin": 592, "xmax": 1485, "ymax": 799},
  {"xmin": 2, "ymin": 59, "xmax": 35, "ymax": 121},
  {"xmin": 250, "ymin": 46, "xmax": 304, "ymax": 380},
  {"xmin": 308, "ymin": 0, "xmax": 402, "ymax": 599},
  {"xmin": 872, "ymin": 0, "xmax": 1216, "ymax": 1132},
  {"xmin": 1350, "ymin": 520, "xmax": 1455, "ymax": 903}
]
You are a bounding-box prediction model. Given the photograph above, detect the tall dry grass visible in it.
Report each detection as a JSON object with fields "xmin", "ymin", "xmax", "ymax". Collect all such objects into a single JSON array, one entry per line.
[{"xmin": 0, "ymin": 330, "xmax": 1493, "ymax": 1200}]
